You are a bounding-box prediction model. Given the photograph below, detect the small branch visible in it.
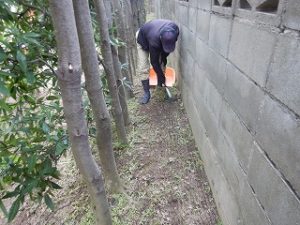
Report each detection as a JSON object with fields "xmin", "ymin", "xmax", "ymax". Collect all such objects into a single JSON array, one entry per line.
[{"xmin": 29, "ymin": 58, "xmax": 58, "ymax": 77}]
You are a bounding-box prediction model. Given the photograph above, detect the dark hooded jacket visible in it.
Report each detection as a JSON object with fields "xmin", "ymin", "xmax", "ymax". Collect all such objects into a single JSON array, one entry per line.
[{"xmin": 137, "ymin": 19, "xmax": 179, "ymax": 85}]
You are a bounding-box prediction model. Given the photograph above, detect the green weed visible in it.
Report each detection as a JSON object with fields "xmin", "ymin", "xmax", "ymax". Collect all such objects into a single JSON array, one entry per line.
[
  {"xmin": 216, "ymin": 219, "xmax": 223, "ymax": 225},
  {"xmin": 79, "ymin": 207, "xmax": 95, "ymax": 225}
]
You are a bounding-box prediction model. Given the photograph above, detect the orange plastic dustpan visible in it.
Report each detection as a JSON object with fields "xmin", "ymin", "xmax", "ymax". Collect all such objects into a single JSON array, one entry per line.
[{"xmin": 149, "ymin": 67, "xmax": 176, "ymax": 87}]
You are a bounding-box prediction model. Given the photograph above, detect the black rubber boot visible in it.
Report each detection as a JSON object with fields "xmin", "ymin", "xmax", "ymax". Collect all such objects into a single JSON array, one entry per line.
[{"xmin": 139, "ymin": 79, "xmax": 151, "ymax": 104}]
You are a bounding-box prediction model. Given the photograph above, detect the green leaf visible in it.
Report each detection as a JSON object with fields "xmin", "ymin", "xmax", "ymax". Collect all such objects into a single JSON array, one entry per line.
[
  {"xmin": 16, "ymin": 50, "xmax": 27, "ymax": 73},
  {"xmin": 22, "ymin": 180, "xmax": 38, "ymax": 195},
  {"xmin": 55, "ymin": 142, "xmax": 66, "ymax": 156},
  {"xmin": 0, "ymin": 51, "xmax": 7, "ymax": 62},
  {"xmin": 0, "ymin": 99, "xmax": 10, "ymax": 111},
  {"xmin": 2, "ymin": 191, "xmax": 19, "ymax": 199},
  {"xmin": 109, "ymin": 37, "xmax": 125, "ymax": 47},
  {"xmin": 32, "ymin": 135, "xmax": 46, "ymax": 142},
  {"xmin": 26, "ymin": 72, "xmax": 35, "ymax": 83},
  {"xmin": 10, "ymin": 86, "xmax": 16, "ymax": 99},
  {"xmin": 48, "ymin": 180, "xmax": 62, "ymax": 189},
  {"xmin": 0, "ymin": 70, "xmax": 16, "ymax": 77},
  {"xmin": 28, "ymin": 155, "xmax": 37, "ymax": 172},
  {"xmin": 24, "ymin": 32, "xmax": 41, "ymax": 38},
  {"xmin": 42, "ymin": 158, "xmax": 56, "ymax": 176},
  {"xmin": 46, "ymin": 95, "xmax": 58, "ymax": 100},
  {"xmin": 36, "ymin": 96, "xmax": 44, "ymax": 103},
  {"xmin": 7, "ymin": 198, "xmax": 20, "ymax": 222},
  {"xmin": 51, "ymin": 171, "xmax": 60, "ymax": 179},
  {"xmin": 24, "ymin": 95, "xmax": 36, "ymax": 104},
  {"xmin": 42, "ymin": 122, "xmax": 49, "ymax": 133},
  {"xmin": 0, "ymin": 199, "xmax": 8, "ymax": 217},
  {"xmin": 23, "ymin": 37, "xmax": 42, "ymax": 47},
  {"xmin": 0, "ymin": 82, "xmax": 10, "ymax": 96},
  {"xmin": 44, "ymin": 194, "xmax": 54, "ymax": 211}
]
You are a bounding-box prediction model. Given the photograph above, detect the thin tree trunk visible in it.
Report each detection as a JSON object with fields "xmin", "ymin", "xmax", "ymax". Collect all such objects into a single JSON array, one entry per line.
[
  {"xmin": 104, "ymin": 0, "xmax": 130, "ymax": 125},
  {"xmin": 103, "ymin": 0, "xmax": 113, "ymax": 27},
  {"xmin": 123, "ymin": 0, "xmax": 137, "ymax": 81},
  {"xmin": 49, "ymin": 1, "xmax": 112, "ymax": 224},
  {"xmin": 93, "ymin": 0, "xmax": 128, "ymax": 144},
  {"xmin": 110, "ymin": 0, "xmax": 133, "ymax": 88},
  {"xmin": 127, "ymin": 46, "xmax": 136, "ymax": 82},
  {"xmin": 111, "ymin": 45, "xmax": 130, "ymax": 125},
  {"xmin": 73, "ymin": 0, "xmax": 122, "ymax": 193},
  {"xmin": 130, "ymin": 0, "xmax": 146, "ymax": 31}
]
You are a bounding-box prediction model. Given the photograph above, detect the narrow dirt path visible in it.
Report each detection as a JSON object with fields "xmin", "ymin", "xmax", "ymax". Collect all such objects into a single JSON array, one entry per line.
[
  {"xmin": 2, "ymin": 89, "xmax": 220, "ymax": 225},
  {"xmin": 111, "ymin": 92, "xmax": 220, "ymax": 225}
]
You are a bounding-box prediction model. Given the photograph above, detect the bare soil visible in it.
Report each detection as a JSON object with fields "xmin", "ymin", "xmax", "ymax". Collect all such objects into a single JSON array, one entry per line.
[{"xmin": 1, "ymin": 87, "xmax": 220, "ymax": 225}]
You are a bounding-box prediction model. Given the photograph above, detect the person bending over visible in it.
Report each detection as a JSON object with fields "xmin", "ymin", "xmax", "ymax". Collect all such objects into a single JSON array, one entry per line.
[{"xmin": 136, "ymin": 19, "xmax": 179, "ymax": 104}]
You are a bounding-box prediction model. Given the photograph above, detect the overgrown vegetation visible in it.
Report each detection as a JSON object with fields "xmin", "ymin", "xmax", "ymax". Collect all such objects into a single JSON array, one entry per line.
[
  {"xmin": 0, "ymin": 1, "xmax": 68, "ymax": 222},
  {"xmin": 1, "ymin": 0, "xmax": 132, "ymax": 222}
]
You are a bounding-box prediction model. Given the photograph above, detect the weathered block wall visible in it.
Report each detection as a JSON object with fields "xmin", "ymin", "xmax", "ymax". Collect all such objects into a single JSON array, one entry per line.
[{"xmin": 154, "ymin": 0, "xmax": 300, "ymax": 224}]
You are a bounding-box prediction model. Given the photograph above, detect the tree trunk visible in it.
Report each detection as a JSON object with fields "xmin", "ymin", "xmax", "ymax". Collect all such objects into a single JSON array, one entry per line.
[
  {"xmin": 104, "ymin": 0, "xmax": 130, "ymax": 125},
  {"xmin": 72, "ymin": 0, "xmax": 122, "ymax": 193},
  {"xmin": 93, "ymin": 0, "xmax": 128, "ymax": 145},
  {"xmin": 145, "ymin": 0, "xmax": 154, "ymax": 14},
  {"xmin": 48, "ymin": 1, "xmax": 112, "ymax": 224},
  {"xmin": 111, "ymin": 45, "xmax": 130, "ymax": 126},
  {"xmin": 123, "ymin": 0, "xmax": 137, "ymax": 81},
  {"xmin": 110, "ymin": 0, "xmax": 133, "ymax": 89},
  {"xmin": 130, "ymin": 0, "xmax": 146, "ymax": 31},
  {"xmin": 103, "ymin": 0, "xmax": 113, "ymax": 28}
]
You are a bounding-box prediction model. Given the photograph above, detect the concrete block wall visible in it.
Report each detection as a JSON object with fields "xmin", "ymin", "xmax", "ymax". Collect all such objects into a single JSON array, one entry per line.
[{"xmin": 154, "ymin": 0, "xmax": 300, "ymax": 224}]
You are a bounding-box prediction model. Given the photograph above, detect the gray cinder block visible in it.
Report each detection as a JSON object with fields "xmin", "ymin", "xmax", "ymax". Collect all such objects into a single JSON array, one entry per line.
[
  {"xmin": 181, "ymin": 25, "xmax": 196, "ymax": 57},
  {"xmin": 204, "ymin": 80, "xmax": 223, "ymax": 121},
  {"xmin": 239, "ymin": 179, "xmax": 272, "ymax": 225},
  {"xmin": 169, "ymin": 0, "xmax": 175, "ymax": 16},
  {"xmin": 179, "ymin": 2, "xmax": 189, "ymax": 26},
  {"xmin": 196, "ymin": 9, "xmax": 211, "ymax": 43},
  {"xmin": 266, "ymin": 31, "xmax": 300, "ymax": 116},
  {"xmin": 175, "ymin": 1, "xmax": 180, "ymax": 21},
  {"xmin": 188, "ymin": 6, "xmax": 197, "ymax": 34},
  {"xmin": 196, "ymin": 36, "xmax": 209, "ymax": 66},
  {"xmin": 194, "ymin": 94, "xmax": 220, "ymax": 148},
  {"xmin": 220, "ymin": 100, "xmax": 254, "ymax": 172},
  {"xmin": 184, "ymin": 91, "xmax": 206, "ymax": 146},
  {"xmin": 283, "ymin": 0, "xmax": 300, "ymax": 31},
  {"xmin": 224, "ymin": 62, "xmax": 264, "ymax": 132},
  {"xmin": 181, "ymin": 51, "xmax": 195, "ymax": 87},
  {"xmin": 228, "ymin": 19, "xmax": 277, "ymax": 87},
  {"xmin": 178, "ymin": 25, "xmax": 189, "ymax": 58},
  {"xmin": 189, "ymin": 0, "xmax": 198, "ymax": 8},
  {"xmin": 198, "ymin": 0, "xmax": 212, "ymax": 10},
  {"xmin": 255, "ymin": 95, "xmax": 300, "ymax": 197},
  {"xmin": 208, "ymin": 14, "xmax": 233, "ymax": 58},
  {"xmin": 188, "ymin": 33, "xmax": 197, "ymax": 57},
  {"xmin": 196, "ymin": 38, "xmax": 228, "ymax": 93},
  {"xmin": 248, "ymin": 143, "xmax": 300, "ymax": 225},
  {"xmin": 215, "ymin": 134, "xmax": 247, "ymax": 196},
  {"xmin": 191, "ymin": 62, "xmax": 210, "ymax": 100},
  {"xmin": 234, "ymin": 8, "xmax": 281, "ymax": 27},
  {"xmin": 202, "ymin": 137, "xmax": 242, "ymax": 225}
]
